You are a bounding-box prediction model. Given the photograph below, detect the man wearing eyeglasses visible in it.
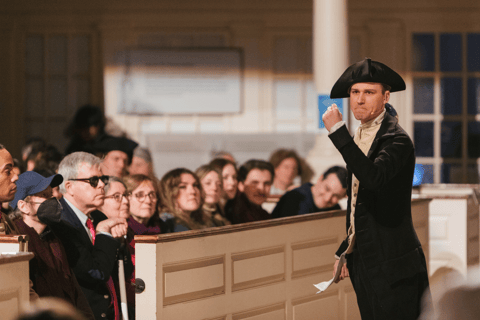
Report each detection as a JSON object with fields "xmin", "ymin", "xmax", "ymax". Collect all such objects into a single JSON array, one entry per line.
[{"xmin": 46, "ymin": 151, "xmax": 129, "ymax": 320}]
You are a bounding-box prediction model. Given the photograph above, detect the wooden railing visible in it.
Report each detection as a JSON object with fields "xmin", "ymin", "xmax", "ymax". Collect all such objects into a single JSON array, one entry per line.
[{"xmin": 0, "ymin": 235, "xmax": 29, "ymax": 253}]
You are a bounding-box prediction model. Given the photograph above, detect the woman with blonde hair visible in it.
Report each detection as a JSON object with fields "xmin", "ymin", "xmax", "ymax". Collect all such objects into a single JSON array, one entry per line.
[
  {"xmin": 195, "ymin": 164, "xmax": 231, "ymax": 226},
  {"xmin": 159, "ymin": 168, "xmax": 210, "ymax": 232}
]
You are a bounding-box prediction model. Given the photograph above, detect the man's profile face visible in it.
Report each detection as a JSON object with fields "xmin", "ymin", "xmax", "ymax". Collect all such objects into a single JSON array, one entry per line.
[
  {"xmin": 238, "ymin": 169, "xmax": 272, "ymax": 206},
  {"xmin": 350, "ymin": 82, "xmax": 390, "ymax": 124},
  {"xmin": 314, "ymin": 173, "xmax": 346, "ymax": 209},
  {"xmin": 102, "ymin": 150, "xmax": 129, "ymax": 178},
  {"xmin": 0, "ymin": 149, "xmax": 19, "ymax": 203},
  {"xmin": 67, "ymin": 163, "xmax": 106, "ymax": 211}
]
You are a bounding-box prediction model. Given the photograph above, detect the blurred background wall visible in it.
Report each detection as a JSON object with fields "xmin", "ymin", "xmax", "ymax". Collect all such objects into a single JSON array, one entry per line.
[{"xmin": 1, "ymin": 0, "xmax": 480, "ymax": 182}]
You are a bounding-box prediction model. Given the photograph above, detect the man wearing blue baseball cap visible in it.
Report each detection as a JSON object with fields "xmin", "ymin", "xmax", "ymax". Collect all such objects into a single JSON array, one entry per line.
[{"xmin": 10, "ymin": 171, "xmax": 95, "ymax": 320}]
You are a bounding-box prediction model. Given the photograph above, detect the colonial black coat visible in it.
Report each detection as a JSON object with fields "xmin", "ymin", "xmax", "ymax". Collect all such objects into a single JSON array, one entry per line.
[{"xmin": 329, "ymin": 112, "xmax": 429, "ymax": 313}]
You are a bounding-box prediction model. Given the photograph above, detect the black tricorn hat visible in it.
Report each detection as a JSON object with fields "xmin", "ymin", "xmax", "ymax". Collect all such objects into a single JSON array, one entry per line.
[
  {"xmin": 94, "ymin": 136, "xmax": 139, "ymax": 163},
  {"xmin": 330, "ymin": 58, "xmax": 406, "ymax": 99}
]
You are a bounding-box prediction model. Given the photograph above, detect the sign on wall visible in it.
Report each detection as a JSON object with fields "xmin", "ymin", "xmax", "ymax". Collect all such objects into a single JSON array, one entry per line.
[{"xmin": 119, "ymin": 48, "xmax": 243, "ymax": 115}]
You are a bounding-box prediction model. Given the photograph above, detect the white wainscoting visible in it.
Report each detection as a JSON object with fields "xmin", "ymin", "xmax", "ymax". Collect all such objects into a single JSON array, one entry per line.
[
  {"xmin": 415, "ymin": 184, "xmax": 480, "ymax": 278},
  {"xmin": 0, "ymin": 253, "xmax": 33, "ymax": 320}
]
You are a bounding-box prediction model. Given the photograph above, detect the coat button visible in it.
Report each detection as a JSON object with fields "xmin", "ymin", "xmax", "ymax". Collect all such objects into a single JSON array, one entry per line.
[
  {"xmin": 104, "ymin": 295, "xmax": 109, "ymax": 299},
  {"xmin": 101, "ymin": 313, "xmax": 106, "ymax": 318}
]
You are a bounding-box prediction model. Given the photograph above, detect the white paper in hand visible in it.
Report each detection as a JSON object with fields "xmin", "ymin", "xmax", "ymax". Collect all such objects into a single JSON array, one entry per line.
[{"xmin": 313, "ymin": 252, "xmax": 346, "ymax": 294}]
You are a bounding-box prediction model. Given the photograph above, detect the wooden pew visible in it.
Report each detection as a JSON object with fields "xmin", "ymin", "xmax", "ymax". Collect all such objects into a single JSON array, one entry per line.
[
  {"xmin": 0, "ymin": 235, "xmax": 29, "ymax": 253},
  {"xmin": 0, "ymin": 252, "xmax": 34, "ymax": 320},
  {"xmin": 135, "ymin": 199, "xmax": 429, "ymax": 320}
]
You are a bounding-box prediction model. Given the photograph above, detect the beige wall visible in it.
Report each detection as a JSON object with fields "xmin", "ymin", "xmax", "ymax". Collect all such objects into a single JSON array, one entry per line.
[{"xmin": 1, "ymin": 0, "xmax": 480, "ymax": 176}]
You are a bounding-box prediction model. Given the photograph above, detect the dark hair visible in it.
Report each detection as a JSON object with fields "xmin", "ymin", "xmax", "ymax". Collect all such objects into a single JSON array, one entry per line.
[
  {"xmin": 209, "ymin": 158, "xmax": 237, "ymax": 174},
  {"xmin": 65, "ymin": 104, "xmax": 105, "ymax": 138},
  {"xmin": 268, "ymin": 149, "xmax": 302, "ymax": 176},
  {"xmin": 381, "ymin": 83, "xmax": 392, "ymax": 93},
  {"xmin": 323, "ymin": 166, "xmax": 348, "ymax": 189},
  {"xmin": 33, "ymin": 144, "xmax": 63, "ymax": 173},
  {"xmin": 237, "ymin": 159, "xmax": 274, "ymax": 183}
]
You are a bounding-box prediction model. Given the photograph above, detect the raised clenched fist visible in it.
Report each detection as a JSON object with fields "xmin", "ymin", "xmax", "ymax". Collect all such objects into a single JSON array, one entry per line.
[{"xmin": 322, "ymin": 103, "xmax": 343, "ymax": 131}]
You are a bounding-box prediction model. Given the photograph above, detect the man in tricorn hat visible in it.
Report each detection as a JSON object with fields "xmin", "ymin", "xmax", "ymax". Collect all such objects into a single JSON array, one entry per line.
[
  {"xmin": 322, "ymin": 58, "xmax": 430, "ymax": 319},
  {"xmin": 95, "ymin": 136, "xmax": 139, "ymax": 178}
]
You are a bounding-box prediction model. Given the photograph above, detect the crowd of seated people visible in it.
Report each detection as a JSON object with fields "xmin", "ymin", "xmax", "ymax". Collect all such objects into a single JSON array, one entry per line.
[{"xmin": 0, "ymin": 107, "xmax": 348, "ymax": 320}]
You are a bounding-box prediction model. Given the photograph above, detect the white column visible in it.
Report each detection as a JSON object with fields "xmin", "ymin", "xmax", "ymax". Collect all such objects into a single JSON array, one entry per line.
[
  {"xmin": 313, "ymin": 0, "xmax": 349, "ymax": 99},
  {"xmin": 307, "ymin": 0, "xmax": 349, "ymax": 183}
]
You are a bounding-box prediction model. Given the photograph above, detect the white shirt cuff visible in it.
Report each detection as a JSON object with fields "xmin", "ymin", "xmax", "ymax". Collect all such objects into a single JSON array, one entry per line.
[
  {"xmin": 328, "ymin": 121, "xmax": 346, "ymax": 134},
  {"xmin": 97, "ymin": 231, "xmax": 113, "ymax": 238}
]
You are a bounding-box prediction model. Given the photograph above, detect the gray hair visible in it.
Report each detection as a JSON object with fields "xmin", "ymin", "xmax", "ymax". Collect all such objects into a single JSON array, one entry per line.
[
  {"xmin": 104, "ymin": 176, "xmax": 127, "ymax": 194},
  {"xmin": 133, "ymin": 146, "xmax": 152, "ymax": 163},
  {"xmin": 58, "ymin": 152, "xmax": 102, "ymax": 193},
  {"xmin": 0, "ymin": 144, "xmax": 4, "ymax": 150}
]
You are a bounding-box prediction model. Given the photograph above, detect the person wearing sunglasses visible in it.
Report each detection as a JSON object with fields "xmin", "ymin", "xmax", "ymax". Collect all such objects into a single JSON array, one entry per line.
[
  {"xmin": 44, "ymin": 151, "xmax": 130, "ymax": 320},
  {"xmin": 10, "ymin": 171, "xmax": 95, "ymax": 320}
]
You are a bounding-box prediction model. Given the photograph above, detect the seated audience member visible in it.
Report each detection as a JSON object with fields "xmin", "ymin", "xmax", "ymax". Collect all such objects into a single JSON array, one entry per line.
[
  {"xmin": 195, "ymin": 165, "xmax": 230, "ymax": 226},
  {"xmin": 224, "ymin": 160, "xmax": 273, "ymax": 224},
  {"xmin": 128, "ymin": 146, "xmax": 155, "ymax": 178},
  {"xmin": 2, "ymin": 157, "xmax": 23, "ymax": 213},
  {"xmin": 269, "ymin": 149, "xmax": 302, "ymax": 195},
  {"xmin": 124, "ymin": 174, "xmax": 166, "ymax": 311},
  {"xmin": 99, "ymin": 176, "xmax": 130, "ymax": 221},
  {"xmin": 38, "ymin": 151, "xmax": 130, "ymax": 320},
  {"xmin": 209, "ymin": 158, "xmax": 238, "ymax": 207},
  {"xmin": 64, "ymin": 105, "xmax": 111, "ymax": 156},
  {"xmin": 159, "ymin": 168, "xmax": 207, "ymax": 232},
  {"xmin": 100, "ymin": 175, "xmax": 158, "ymax": 320},
  {"xmin": 271, "ymin": 166, "xmax": 347, "ymax": 219},
  {"xmin": 10, "ymin": 171, "xmax": 94, "ymax": 320},
  {"xmin": 95, "ymin": 136, "xmax": 138, "ymax": 178},
  {"xmin": 0, "ymin": 144, "xmax": 20, "ymax": 234},
  {"xmin": 124, "ymin": 174, "xmax": 164, "ymax": 234}
]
